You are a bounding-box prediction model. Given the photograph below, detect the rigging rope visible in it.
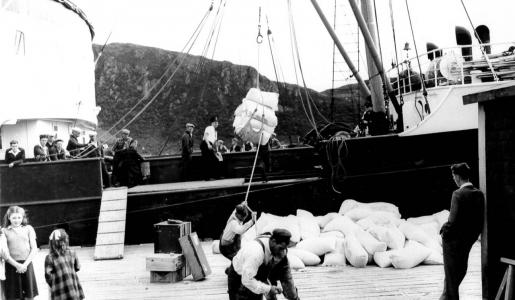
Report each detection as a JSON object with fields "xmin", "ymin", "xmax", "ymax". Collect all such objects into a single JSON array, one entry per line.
[
  {"xmin": 404, "ymin": 0, "xmax": 430, "ymax": 114},
  {"xmin": 388, "ymin": 0, "xmax": 404, "ymax": 106},
  {"xmin": 459, "ymin": 0, "xmax": 498, "ymax": 81}
]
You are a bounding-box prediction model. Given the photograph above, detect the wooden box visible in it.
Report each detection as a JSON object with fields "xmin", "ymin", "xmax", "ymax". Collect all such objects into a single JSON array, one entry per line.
[
  {"xmin": 154, "ymin": 219, "xmax": 192, "ymax": 254},
  {"xmin": 146, "ymin": 253, "xmax": 188, "ymax": 283},
  {"xmin": 179, "ymin": 232, "xmax": 212, "ymax": 281}
]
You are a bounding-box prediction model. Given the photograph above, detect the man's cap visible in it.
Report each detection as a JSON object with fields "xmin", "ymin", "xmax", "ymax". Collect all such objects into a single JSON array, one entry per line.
[
  {"xmin": 89, "ymin": 131, "xmax": 97, "ymax": 136},
  {"xmin": 71, "ymin": 127, "xmax": 81, "ymax": 133},
  {"xmin": 55, "ymin": 139, "xmax": 63, "ymax": 143},
  {"xmin": 39, "ymin": 134, "xmax": 47, "ymax": 139},
  {"xmin": 121, "ymin": 129, "xmax": 130, "ymax": 134},
  {"xmin": 210, "ymin": 116, "xmax": 218, "ymax": 123},
  {"xmin": 186, "ymin": 123, "xmax": 195, "ymax": 128},
  {"xmin": 47, "ymin": 134, "xmax": 55, "ymax": 139},
  {"xmin": 271, "ymin": 228, "xmax": 292, "ymax": 245}
]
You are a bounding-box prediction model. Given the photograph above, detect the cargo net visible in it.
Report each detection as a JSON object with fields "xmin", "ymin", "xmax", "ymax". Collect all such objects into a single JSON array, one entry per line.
[{"xmin": 233, "ymin": 88, "xmax": 279, "ymax": 145}]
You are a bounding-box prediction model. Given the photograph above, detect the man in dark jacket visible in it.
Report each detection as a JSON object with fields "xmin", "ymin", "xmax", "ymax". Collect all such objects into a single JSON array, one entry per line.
[
  {"xmin": 181, "ymin": 123, "xmax": 195, "ymax": 180},
  {"xmin": 66, "ymin": 128, "xmax": 89, "ymax": 157},
  {"xmin": 439, "ymin": 163, "xmax": 484, "ymax": 300},
  {"xmin": 34, "ymin": 134, "xmax": 50, "ymax": 161},
  {"xmin": 49, "ymin": 139, "xmax": 66, "ymax": 161}
]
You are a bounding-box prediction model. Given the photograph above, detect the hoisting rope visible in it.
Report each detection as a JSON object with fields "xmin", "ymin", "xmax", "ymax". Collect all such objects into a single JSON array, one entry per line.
[
  {"xmin": 404, "ymin": 0, "xmax": 430, "ymax": 115},
  {"xmin": 459, "ymin": 0, "xmax": 498, "ymax": 81},
  {"xmin": 94, "ymin": 31, "xmax": 114, "ymax": 68},
  {"xmin": 265, "ymin": 16, "xmax": 284, "ymax": 93},
  {"xmin": 388, "ymin": 0, "xmax": 404, "ymax": 106}
]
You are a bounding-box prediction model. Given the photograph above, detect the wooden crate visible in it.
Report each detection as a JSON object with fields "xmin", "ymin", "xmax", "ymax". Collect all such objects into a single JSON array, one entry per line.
[
  {"xmin": 146, "ymin": 253, "xmax": 187, "ymax": 283},
  {"xmin": 154, "ymin": 219, "xmax": 192, "ymax": 254},
  {"xmin": 179, "ymin": 232, "xmax": 212, "ymax": 281}
]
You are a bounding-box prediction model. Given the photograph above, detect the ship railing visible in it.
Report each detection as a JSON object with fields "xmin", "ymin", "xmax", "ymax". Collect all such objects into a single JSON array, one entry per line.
[{"xmin": 386, "ymin": 41, "xmax": 515, "ymax": 96}]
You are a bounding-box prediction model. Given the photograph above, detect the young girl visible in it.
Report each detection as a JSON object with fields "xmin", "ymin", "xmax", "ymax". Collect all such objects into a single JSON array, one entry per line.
[
  {"xmin": 44, "ymin": 229, "xmax": 84, "ymax": 300},
  {"xmin": 2, "ymin": 206, "xmax": 38, "ymax": 300}
]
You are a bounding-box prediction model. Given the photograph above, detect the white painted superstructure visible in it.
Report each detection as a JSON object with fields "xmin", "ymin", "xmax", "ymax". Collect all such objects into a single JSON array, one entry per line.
[{"xmin": 0, "ymin": 0, "xmax": 98, "ymax": 158}]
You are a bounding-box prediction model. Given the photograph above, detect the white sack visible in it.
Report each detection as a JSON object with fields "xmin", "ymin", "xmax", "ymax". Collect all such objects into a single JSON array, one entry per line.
[
  {"xmin": 424, "ymin": 249, "xmax": 444, "ymax": 265},
  {"xmin": 262, "ymin": 215, "xmax": 301, "ymax": 244},
  {"xmin": 323, "ymin": 215, "xmax": 359, "ymax": 237},
  {"xmin": 338, "ymin": 199, "xmax": 361, "ymax": 215},
  {"xmin": 288, "ymin": 248, "xmax": 321, "ymax": 266},
  {"xmin": 287, "ymin": 253, "xmax": 306, "ymax": 270},
  {"xmin": 391, "ymin": 240, "xmax": 431, "ymax": 269},
  {"xmin": 212, "ymin": 240, "xmax": 221, "ymax": 254},
  {"xmin": 322, "ymin": 238, "xmax": 346, "ymax": 266},
  {"xmin": 298, "ymin": 217, "xmax": 320, "ymax": 240},
  {"xmin": 357, "ymin": 218, "xmax": 376, "ymax": 230},
  {"xmin": 355, "ymin": 228, "xmax": 387, "ymax": 255},
  {"xmin": 338, "ymin": 199, "xmax": 401, "ymax": 217},
  {"xmin": 344, "ymin": 234, "xmax": 368, "ymax": 268},
  {"xmin": 373, "ymin": 250, "xmax": 396, "ymax": 268},
  {"xmin": 398, "ymin": 221, "xmax": 441, "ymax": 253},
  {"xmin": 296, "ymin": 237, "xmax": 336, "ymax": 256},
  {"xmin": 407, "ymin": 215, "xmax": 436, "ymax": 225},
  {"xmin": 433, "ymin": 210, "xmax": 450, "ymax": 228},
  {"xmin": 345, "ymin": 207, "xmax": 375, "ymax": 222},
  {"xmin": 296, "ymin": 209, "xmax": 314, "ymax": 218},
  {"xmin": 319, "ymin": 231, "xmax": 345, "ymax": 239},
  {"xmin": 315, "ymin": 212, "xmax": 339, "ymax": 229},
  {"xmin": 244, "ymin": 88, "xmax": 279, "ymax": 111}
]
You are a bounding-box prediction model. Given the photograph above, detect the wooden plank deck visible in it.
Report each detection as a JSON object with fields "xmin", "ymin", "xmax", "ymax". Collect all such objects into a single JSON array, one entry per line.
[
  {"xmin": 31, "ymin": 241, "xmax": 482, "ymax": 299},
  {"xmin": 127, "ymin": 177, "xmax": 322, "ymax": 195}
]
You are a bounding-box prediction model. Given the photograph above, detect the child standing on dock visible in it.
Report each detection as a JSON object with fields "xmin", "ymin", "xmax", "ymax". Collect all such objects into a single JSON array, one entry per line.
[
  {"xmin": 2, "ymin": 206, "xmax": 38, "ymax": 300},
  {"xmin": 44, "ymin": 229, "xmax": 84, "ymax": 300}
]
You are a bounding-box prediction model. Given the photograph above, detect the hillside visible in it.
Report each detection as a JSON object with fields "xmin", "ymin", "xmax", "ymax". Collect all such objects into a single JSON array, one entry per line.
[{"xmin": 94, "ymin": 43, "xmax": 364, "ymax": 155}]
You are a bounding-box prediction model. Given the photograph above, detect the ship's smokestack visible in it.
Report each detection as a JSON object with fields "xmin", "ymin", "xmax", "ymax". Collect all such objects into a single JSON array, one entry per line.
[
  {"xmin": 455, "ymin": 26, "xmax": 473, "ymax": 61},
  {"xmin": 475, "ymin": 25, "xmax": 491, "ymax": 54},
  {"xmin": 426, "ymin": 42, "xmax": 442, "ymax": 61}
]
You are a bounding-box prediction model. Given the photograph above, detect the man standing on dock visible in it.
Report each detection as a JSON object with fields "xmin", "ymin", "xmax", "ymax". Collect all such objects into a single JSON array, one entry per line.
[
  {"xmin": 181, "ymin": 123, "xmax": 195, "ymax": 180},
  {"xmin": 227, "ymin": 228, "xmax": 300, "ymax": 300},
  {"xmin": 439, "ymin": 163, "xmax": 484, "ymax": 300}
]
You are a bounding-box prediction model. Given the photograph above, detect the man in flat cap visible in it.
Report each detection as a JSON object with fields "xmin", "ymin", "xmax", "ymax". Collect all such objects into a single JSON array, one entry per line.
[
  {"xmin": 49, "ymin": 139, "xmax": 66, "ymax": 161},
  {"xmin": 34, "ymin": 134, "xmax": 50, "ymax": 161},
  {"xmin": 228, "ymin": 228, "xmax": 300, "ymax": 300},
  {"xmin": 181, "ymin": 123, "xmax": 195, "ymax": 180},
  {"xmin": 111, "ymin": 129, "xmax": 133, "ymax": 186},
  {"xmin": 67, "ymin": 127, "xmax": 89, "ymax": 157},
  {"xmin": 440, "ymin": 163, "xmax": 484, "ymax": 300}
]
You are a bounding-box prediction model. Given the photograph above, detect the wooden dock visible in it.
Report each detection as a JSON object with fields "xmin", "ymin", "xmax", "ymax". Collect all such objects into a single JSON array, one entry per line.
[{"xmin": 31, "ymin": 241, "xmax": 482, "ymax": 299}]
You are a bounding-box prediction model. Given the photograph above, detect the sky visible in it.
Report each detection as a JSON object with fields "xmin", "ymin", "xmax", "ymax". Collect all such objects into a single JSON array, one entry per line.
[{"xmin": 73, "ymin": 0, "xmax": 515, "ymax": 92}]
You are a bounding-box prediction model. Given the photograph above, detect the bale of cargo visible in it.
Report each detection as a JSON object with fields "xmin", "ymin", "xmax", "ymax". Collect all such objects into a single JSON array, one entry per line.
[
  {"xmin": 262, "ymin": 215, "xmax": 301, "ymax": 243},
  {"xmin": 288, "ymin": 248, "xmax": 321, "ymax": 266},
  {"xmin": 367, "ymin": 224, "xmax": 405, "ymax": 250},
  {"xmin": 296, "ymin": 209, "xmax": 314, "ymax": 218},
  {"xmin": 339, "ymin": 199, "xmax": 401, "ymax": 217},
  {"xmin": 323, "ymin": 215, "xmax": 359, "ymax": 237},
  {"xmin": 345, "ymin": 207, "xmax": 375, "ymax": 222},
  {"xmin": 356, "ymin": 218, "xmax": 376, "ymax": 230},
  {"xmin": 355, "ymin": 228, "xmax": 387, "ymax": 255},
  {"xmin": 344, "ymin": 234, "xmax": 368, "ymax": 268},
  {"xmin": 432, "ymin": 210, "xmax": 450, "ymax": 228},
  {"xmin": 391, "ymin": 240, "xmax": 431, "ymax": 269},
  {"xmin": 298, "ymin": 216, "xmax": 320, "ymax": 240},
  {"xmin": 419, "ymin": 222, "xmax": 440, "ymax": 238},
  {"xmin": 319, "ymin": 231, "xmax": 345, "ymax": 239},
  {"xmin": 322, "ymin": 238, "xmax": 346, "ymax": 266},
  {"xmin": 398, "ymin": 221, "xmax": 441, "ymax": 253},
  {"xmin": 373, "ymin": 250, "xmax": 396, "ymax": 268},
  {"xmin": 287, "ymin": 253, "xmax": 306, "ymax": 270},
  {"xmin": 423, "ymin": 248, "xmax": 444, "ymax": 265},
  {"xmin": 296, "ymin": 237, "xmax": 336, "ymax": 256},
  {"xmin": 212, "ymin": 240, "xmax": 221, "ymax": 254},
  {"xmin": 315, "ymin": 212, "xmax": 339, "ymax": 228},
  {"xmin": 407, "ymin": 215, "xmax": 436, "ymax": 225}
]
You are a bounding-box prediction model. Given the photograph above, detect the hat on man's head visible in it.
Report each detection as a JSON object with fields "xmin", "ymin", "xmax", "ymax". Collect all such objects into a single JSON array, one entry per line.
[
  {"xmin": 120, "ymin": 129, "xmax": 130, "ymax": 134},
  {"xmin": 210, "ymin": 116, "xmax": 218, "ymax": 123},
  {"xmin": 186, "ymin": 123, "xmax": 195, "ymax": 128},
  {"xmin": 71, "ymin": 127, "xmax": 81, "ymax": 133},
  {"xmin": 55, "ymin": 139, "xmax": 63, "ymax": 143},
  {"xmin": 39, "ymin": 134, "xmax": 47, "ymax": 140},
  {"xmin": 271, "ymin": 228, "xmax": 292, "ymax": 245}
]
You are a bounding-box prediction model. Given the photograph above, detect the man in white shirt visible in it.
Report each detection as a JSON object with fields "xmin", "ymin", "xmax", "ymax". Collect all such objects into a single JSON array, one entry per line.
[
  {"xmin": 200, "ymin": 116, "xmax": 221, "ymax": 180},
  {"xmin": 220, "ymin": 204, "xmax": 255, "ymax": 261},
  {"xmin": 227, "ymin": 229, "xmax": 300, "ymax": 300}
]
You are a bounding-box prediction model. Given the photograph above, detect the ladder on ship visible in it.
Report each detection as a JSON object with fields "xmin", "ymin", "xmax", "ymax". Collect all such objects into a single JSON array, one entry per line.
[
  {"xmin": 93, "ymin": 187, "xmax": 128, "ymax": 260},
  {"xmin": 330, "ymin": 0, "xmax": 363, "ymax": 121}
]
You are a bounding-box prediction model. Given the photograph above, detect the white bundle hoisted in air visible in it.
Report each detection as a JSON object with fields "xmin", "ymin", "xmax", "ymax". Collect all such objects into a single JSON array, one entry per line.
[{"xmin": 233, "ymin": 88, "xmax": 279, "ymax": 145}]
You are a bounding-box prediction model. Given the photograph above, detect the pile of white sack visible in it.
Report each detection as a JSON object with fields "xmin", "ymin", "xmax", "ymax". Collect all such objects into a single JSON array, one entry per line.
[{"xmin": 212, "ymin": 199, "xmax": 449, "ymax": 270}]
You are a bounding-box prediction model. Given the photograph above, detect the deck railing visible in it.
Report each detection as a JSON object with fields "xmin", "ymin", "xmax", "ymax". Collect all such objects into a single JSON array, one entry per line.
[{"xmin": 387, "ymin": 42, "xmax": 515, "ymax": 96}]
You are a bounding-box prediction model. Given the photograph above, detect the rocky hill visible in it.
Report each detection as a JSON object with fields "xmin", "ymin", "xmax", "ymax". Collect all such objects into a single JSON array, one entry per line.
[{"xmin": 94, "ymin": 43, "xmax": 364, "ymax": 155}]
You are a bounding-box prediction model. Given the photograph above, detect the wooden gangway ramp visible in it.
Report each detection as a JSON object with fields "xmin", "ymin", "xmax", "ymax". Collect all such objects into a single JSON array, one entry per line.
[{"xmin": 94, "ymin": 187, "xmax": 128, "ymax": 260}]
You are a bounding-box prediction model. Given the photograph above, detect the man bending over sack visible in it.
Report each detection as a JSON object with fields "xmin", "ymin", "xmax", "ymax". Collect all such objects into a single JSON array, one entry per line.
[{"xmin": 227, "ymin": 228, "xmax": 300, "ymax": 300}]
